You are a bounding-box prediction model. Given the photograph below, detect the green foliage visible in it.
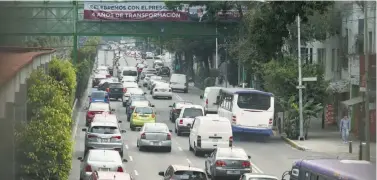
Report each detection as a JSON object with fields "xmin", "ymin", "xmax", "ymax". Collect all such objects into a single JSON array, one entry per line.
[
  {"xmin": 204, "ymin": 77, "xmax": 216, "ymax": 88},
  {"xmin": 18, "ymin": 69, "xmax": 73, "ymax": 180},
  {"xmin": 27, "ymin": 70, "xmax": 72, "ymax": 119},
  {"xmin": 48, "ymin": 57, "xmax": 77, "ymax": 104}
]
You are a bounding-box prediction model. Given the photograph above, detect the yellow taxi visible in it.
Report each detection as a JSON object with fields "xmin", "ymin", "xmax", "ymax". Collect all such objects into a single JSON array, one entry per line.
[{"xmin": 130, "ymin": 105, "xmax": 156, "ymax": 131}]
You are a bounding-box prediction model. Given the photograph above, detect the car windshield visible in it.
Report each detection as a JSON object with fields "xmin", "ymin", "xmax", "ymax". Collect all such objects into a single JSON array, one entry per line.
[
  {"xmin": 123, "ymin": 70, "xmax": 137, "ymax": 76},
  {"xmin": 145, "ymin": 125, "xmax": 167, "ymax": 132},
  {"xmin": 173, "ymin": 171, "xmax": 207, "ymax": 180},
  {"xmin": 135, "ymin": 107, "xmax": 153, "ymax": 114},
  {"xmin": 91, "ymin": 92, "xmax": 105, "ymax": 99},
  {"xmin": 182, "ymin": 108, "xmax": 203, "ymax": 118},
  {"xmin": 89, "ymin": 126, "xmax": 120, "ymax": 134},
  {"xmin": 237, "ymin": 93, "xmax": 271, "ymax": 110},
  {"xmin": 109, "ymin": 83, "xmax": 123, "ymax": 88}
]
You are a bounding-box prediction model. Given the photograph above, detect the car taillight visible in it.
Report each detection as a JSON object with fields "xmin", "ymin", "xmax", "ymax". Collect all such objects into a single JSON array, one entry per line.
[
  {"xmin": 85, "ymin": 165, "xmax": 92, "ymax": 172},
  {"xmin": 106, "ymin": 74, "xmax": 111, "ymax": 78},
  {"xmin": 197, "ymin": 135, "xmax": 201, "ymax": 147},
  {"xmin": 206, "ymin": 99, "xmax": 208, "ymax": 105},
  {"xmin": 106, "ymin": 88, "xmax": 110, "ymax": 92},
  {"xmin": 167, "ymin": 133, "xmax": 171, "ymax": 140},
  {"xmin": 123, "ymin": 88, "xmax": 127, "ymax": 93},
  {"xmin": 232, "ymin": 116, "xmax": 237, "ymax": 124},
  {"xmin": 87, "ymin": 134, "xmax": 97, "ymax": 138},
  {"xmin": 229, "ymin": 136, "xmax": 233, "ymax": 147},
  {"xmin": 112, "ymin": 136, "xmax": 121, "ymax": 140},
  {"xmin": 242, "ymin": 161, "xmax": 251, "ymax": 168},
  {"xmin": 87, "ymin": 111, "xmax": 95, "ymax": 117},
  {"xmin": 141, "ymin": 133, "xmax": 146, "ymax": 139},
  {"xmin": 269, "ymin": 118, "xmax": 273, "ymax": 124},
  {"xmin": 117, "ymin": 167, "xmax": 124, "ymax": 172},
  {"xmin": 179, "ymin": 119, "xmax": 183, "ymax": 124},
  {"xmin": 215, "ymin": 160, "xmax": 226, "ymax": 167},
  {"xmin": 152, "ymin": 114, "xmax": 155, "ymax": 118}
]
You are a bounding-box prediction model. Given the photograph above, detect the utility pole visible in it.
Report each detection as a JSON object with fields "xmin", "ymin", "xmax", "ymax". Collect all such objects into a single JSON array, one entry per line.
[
  {"xmin": 297, "ymin": 14, "xmax": 305, "ymax": 141},
  {"xmin": 215, "ymin": 26, "xmax": 219, "ymax": 69},
  {"xmin": 238, "ymin": 58, "xmax": 241, "ymax": 86},
  {"xmin": 363, "ymin": 2, "xmax": 370, "ymax": 161}
]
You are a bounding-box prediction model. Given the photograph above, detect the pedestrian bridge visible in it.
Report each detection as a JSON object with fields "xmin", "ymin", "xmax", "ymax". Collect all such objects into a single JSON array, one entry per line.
[{"xmin": 0, "ymin": 1, "xmax": 238, "ymax": 37}]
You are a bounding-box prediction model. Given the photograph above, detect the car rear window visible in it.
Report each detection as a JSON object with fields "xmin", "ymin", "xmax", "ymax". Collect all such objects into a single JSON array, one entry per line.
[
  {"xmin": 89, "ymin": 104, "xmax": 109, "ymax": 111},
  {"xmin": 173, "ymin": 171, "xmax": 207, "ymax": 180},
  {"xmin": 91, "ymin": 92, "xmax": 105, "ymax": 99},
  {"xmin": 182, "ymin": 108, "xmax": 203, "ymax": 118},
  {"xmin": 123, "ymin": 70, "xmax": 137, "ymax": 76},
  {"xmin": 145, "ymin": 125, "xmax": 168, "ymax": 132},
  {"xmin": 217, "ymin": 149, "xmax": 248, "ymax": 159},
  {"xmin": 89, "ymin": 126, "xmax": 120, "ymax": 134},
  {"xmin": 109, "ymin": 83, "xmax": 123, "ymax": 88},
  {"xmin": 135, "ymin": 107, "xmax": 153, "ymax": 114}
]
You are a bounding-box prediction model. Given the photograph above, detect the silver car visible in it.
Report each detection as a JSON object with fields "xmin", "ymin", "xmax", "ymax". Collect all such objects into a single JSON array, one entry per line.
[
  {"xmin": 137, "ymin": 123, "xmax": 173, "ymax": 152},
  {"xmin": 205, "ymin": 147, "xmax": 252, "ymax": 179},
  {"xmin": 82, "ymin": 122, "xmax": 126, "ymax": 157},
  {"xmin": 78, "ymin": 149, "xmax": 128, "ymax": 180}
]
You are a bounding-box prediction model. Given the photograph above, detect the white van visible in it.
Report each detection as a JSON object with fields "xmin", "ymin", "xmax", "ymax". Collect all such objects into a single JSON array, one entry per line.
[
  {"xmin": 189, "ymin": 116, "xmax": 233, "ymax": 156},
  {"xmin": 200, "ymin": 86, "xmax": 222, "ymax": 114},
  {"xmin": 120, "ymin": 67, "xmax": 138, "ymax": 80}
]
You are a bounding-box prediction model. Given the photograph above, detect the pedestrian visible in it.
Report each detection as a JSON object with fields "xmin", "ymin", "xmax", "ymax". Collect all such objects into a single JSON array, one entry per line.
[{"xmin": 339, "ymin": 114, "xmax": 351, "ymax": 143}]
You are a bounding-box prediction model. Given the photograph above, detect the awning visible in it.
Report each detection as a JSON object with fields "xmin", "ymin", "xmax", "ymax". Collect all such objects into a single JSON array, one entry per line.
[{"xmin": 341, "ymin": 96, "xmax": 364, "ymax": 106}]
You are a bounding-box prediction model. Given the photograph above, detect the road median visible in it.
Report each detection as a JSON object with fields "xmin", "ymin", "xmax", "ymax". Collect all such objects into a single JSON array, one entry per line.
[{"xmin": 281, "ymin": 135, "xmax": 307, "ymax": 151}]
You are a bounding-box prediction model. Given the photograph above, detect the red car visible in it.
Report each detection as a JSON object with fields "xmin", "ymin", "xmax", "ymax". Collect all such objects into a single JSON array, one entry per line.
[{"xmin": 85, "ymin": 102, "xmax": 114, "ymax": 126}]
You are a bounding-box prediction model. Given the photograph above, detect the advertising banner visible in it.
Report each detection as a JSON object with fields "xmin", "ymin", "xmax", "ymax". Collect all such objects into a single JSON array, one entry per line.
[{"xmin": 83, "ymin": 2, "xmax": 241, "ymax": 22}]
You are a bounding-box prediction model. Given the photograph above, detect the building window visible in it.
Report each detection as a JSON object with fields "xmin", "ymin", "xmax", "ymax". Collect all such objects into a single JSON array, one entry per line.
[
  {"xmin": 331, "ymin": 49, "xmax": 336, "ymax": 71},
  {"xmin": 317, "ymin": 48, "xmax": 326, "ymax": 66}
]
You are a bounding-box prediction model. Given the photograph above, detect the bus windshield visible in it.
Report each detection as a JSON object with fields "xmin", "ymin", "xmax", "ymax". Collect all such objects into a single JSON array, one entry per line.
[{"xmin": 237, "ymin": 93, "xmax": 271, "ymax": 110}]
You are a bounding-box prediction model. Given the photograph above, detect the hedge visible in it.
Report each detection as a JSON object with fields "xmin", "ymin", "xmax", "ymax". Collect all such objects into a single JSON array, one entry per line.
[{"xmin": 16, "ymin": 68, "xmax": 74, "ymax": 179}]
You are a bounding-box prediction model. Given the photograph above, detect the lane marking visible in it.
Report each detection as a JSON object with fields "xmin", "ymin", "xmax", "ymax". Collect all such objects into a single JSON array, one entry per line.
[
  {"xmin": 134, "ymin": 170, "xmax": 139, "ymax": 176},
  {"xmin": 251, "ymin": 162, "xmax": 263, "ymax": 173},
  {"xmin": 186, "ymin": 158, "xmax": 191, "ymax": 164},
  {"xmin": 178, "ymin": 146, "xmax": 183, "ymax": 151},
  {"xmin": 125, "ymin": 145, "xmax": 129, "ymax": 149},
  {"xmin": 129, "ymin": 156, "xmax": 133, "ymax": 162},
  {"xmin": 174, "ymin": 94, "xmax": 183, "ymax": 101}
]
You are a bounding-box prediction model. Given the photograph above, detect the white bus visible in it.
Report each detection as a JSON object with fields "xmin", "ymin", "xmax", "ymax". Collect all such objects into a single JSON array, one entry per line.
[{"xmin": 217, "ymin": 88, "xmax": 275, "ymax": 136}]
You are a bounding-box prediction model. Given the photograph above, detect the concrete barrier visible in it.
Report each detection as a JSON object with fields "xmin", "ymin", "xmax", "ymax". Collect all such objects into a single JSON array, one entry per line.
[{"xmin": 281, "ymin": 135, "xmax": 307, "ymax": 151}]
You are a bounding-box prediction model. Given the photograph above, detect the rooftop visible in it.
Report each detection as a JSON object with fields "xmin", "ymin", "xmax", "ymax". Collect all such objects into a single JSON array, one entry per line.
[{"xmin": 0, "ymin": 46, "xmax": 55, "ymax": 86}]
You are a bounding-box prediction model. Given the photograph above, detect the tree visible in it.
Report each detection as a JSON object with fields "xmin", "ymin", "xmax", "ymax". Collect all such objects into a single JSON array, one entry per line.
[{"xmin": 48, "ymin": 57, "xmax": 77, "ymax": 104}]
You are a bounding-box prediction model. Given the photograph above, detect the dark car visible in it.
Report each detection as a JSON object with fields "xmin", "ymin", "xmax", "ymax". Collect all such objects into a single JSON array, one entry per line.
[
  {"xmin": 158, "ymin": 164, "xmax": 208, "ymax": 180},
  {"xmin": 98, "ymin": 82, "xmax": 124, "ymax": 100},
  {"xmin": 158, "ymin": 66, "xmax": 170, "ymax": 77},
  {"xmin": 168, "ymin": 101, "xmax": 193, "ymax": 122}
]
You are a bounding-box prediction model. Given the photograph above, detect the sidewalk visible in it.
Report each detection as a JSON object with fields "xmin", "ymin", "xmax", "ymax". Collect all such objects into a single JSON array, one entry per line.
[{"xmin": 282, "ymin": 119, "xmax": 376, "ymax": 161}]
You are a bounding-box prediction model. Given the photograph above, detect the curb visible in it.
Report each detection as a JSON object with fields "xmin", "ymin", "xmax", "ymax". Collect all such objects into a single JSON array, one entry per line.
[{"xmin": 281, "ymin": 135, "xmax": 307, "ymax": 151}]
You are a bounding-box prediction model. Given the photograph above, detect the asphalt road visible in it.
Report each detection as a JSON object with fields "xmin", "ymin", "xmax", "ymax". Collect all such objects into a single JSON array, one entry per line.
[{"xmin": 69, "ymin": 53, "xmax": 332, "ymax": 180}]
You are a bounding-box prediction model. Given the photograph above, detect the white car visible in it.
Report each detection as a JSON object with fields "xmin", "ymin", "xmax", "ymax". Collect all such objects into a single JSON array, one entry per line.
[
  {"xmin": 121, "ymin": 76, "xmax": 137, "ymax": 83},
  {"xmin": 147, "ymin": 76, "xmax": 163, "ymax": 89},
  {"xmin": 122, "ymin": 88, "xmax": 145, "ymax": 106},
  {"xmin": 175, "ymin": 105, "xmax": 204, "ymax": 136},
  {"xmin": 123, "ymin": 82, "xmax": 138, "ymax": 90},
  {"xmin": 152, "ymin": 83, "xmax": 172, "ymax": 99}
]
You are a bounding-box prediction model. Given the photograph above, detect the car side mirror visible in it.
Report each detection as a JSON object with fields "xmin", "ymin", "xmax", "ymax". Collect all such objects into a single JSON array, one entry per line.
[
  {"xmin": 122, "ymin": 159, "xmax": 128, "ymax": 162},
  {"xmin": 169, "ymin": 105, "xmax": 172, "ymax": 107},
  {"xmin": 121, "ymin": 130, "xmax": 126, "ymax": 133},
  {"xmin": 158, "ymin": 171, "xmax": 164, "ymax": 176},
  {"xmin": 77, "ymin": 157, "xmax": 83, "ymax": 161},
  {"xmin": 248, "ymin": 155, "xmax": 251, "ymax": 159},
  {"xmin": 82, "ymin": 128, "xmax": 87, "ymax": 131},
  {"xmin": 151, "ymin": 104, "xmax": 155, "ymax": 107},
  {"xmin": 200, "ymin": 95, "xmax": 203, "ymax": 99},
  {"xmin": 118, "ymin": 120, "xmax": 122, "ymax": 123}
]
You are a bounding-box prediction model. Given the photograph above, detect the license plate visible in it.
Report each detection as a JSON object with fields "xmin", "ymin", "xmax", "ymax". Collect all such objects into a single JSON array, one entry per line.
[
  {"xmin": 226, "ymin": 170, "xmax": 240, "ymax": 175},
  {"xmin": 101, "ymin": 139, "xmax": 109, "ymax": 143},
  {"xmin": 99, "ymin": 168, "xmax": 110, "ymax": 171},
  {"xmin": 212, "ymin": 139, "xmax": 218, "ymax": 142},
  {"xmin": 160, "ymin": 89, "xmax": 166, "ymax": 92},
  {"xmin": 114, "ymin": 89, "xmax": 119, "ymax": 91}
]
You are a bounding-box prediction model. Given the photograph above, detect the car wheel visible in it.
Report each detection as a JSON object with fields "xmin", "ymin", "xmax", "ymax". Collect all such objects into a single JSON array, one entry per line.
[
  {"xmin": 130, "ymin": 124, "xmax": 135, "ymax": 131},
  {"xmin": 84, "ymin": 148, "xmax": 88, "ymax": 156},
  {"xmin": 168, "ymin": 97, "xmax": 172, "ymax": 100},
  {"xmin": 138, "ymin": 146, "xmax": 144, "ymax": 151},
  {"xmin": 120, "ymin": 151, "xmax": 123, "ymax": 158},
  {"xmin": 176, "ymin": 128, "xmax": 181, "ymax": 136},
  {"xmin": 189, "ymin": 140, "xmax": 193, "ymax": 151},
  {"xmin": 152, "ymin": 96, "xmax": 156, "ymax": 99},
  {"xmin": 194, "ymin": 143, "xmax": 200, "ymax": 156}
]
